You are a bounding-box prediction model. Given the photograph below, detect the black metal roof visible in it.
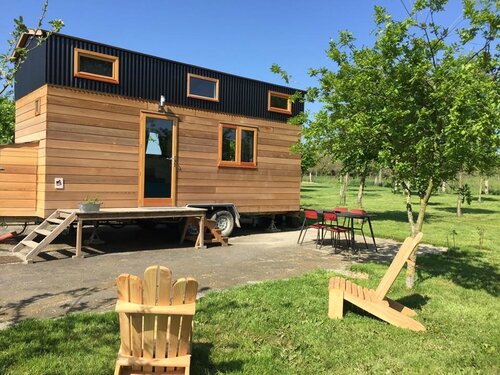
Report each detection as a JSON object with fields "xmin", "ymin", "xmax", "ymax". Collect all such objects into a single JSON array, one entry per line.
[{"xmin": 15, "ymin": 32, "xmax": 304, "ymax": 122}]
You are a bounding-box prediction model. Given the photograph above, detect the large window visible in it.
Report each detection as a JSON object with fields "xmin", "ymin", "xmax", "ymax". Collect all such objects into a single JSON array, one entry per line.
[
  {"xmin": 268, "ymin": 91, "xmax": 292, "ymax": 114},
  {"xmin": 218, "ymin": 123, "xmax": 257, "ymax": 168},
  {"xmin": 74, "ymin": 48, "xmax": 119, "ymax": 84},
  {"xmin": 187, "ymin": 73, "xmax": 219, "ymax": 101}
]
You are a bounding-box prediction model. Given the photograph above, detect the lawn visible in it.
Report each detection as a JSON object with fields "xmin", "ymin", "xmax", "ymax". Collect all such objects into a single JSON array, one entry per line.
[{"xmin": 0, "ymin": 177, "xmax": 499, "ymax": 374}]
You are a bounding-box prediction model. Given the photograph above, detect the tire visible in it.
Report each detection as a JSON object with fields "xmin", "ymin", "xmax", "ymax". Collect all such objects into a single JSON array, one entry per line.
[{"xmin": 210, "ymin": 210, "xmax": 235, "ymax": 237}]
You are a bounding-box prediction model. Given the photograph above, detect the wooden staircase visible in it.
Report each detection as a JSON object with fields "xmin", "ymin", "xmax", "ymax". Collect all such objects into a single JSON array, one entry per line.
[
  {"xmin": 182, "ymin": 218, "xmax": 229, "ymax": 247},
  {"xmin": 11, "ymin": 210, "xmax": 76, "ymax": 263}
]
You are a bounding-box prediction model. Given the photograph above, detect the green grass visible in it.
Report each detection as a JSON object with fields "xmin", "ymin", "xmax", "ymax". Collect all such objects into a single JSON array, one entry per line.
[
  {"xmin": 302, "ymin": 176, "xmax": 500, "ymax": 258},
  {"xmin": 0, "ymin": 178, "xmax": 499, "ymax": 374}
]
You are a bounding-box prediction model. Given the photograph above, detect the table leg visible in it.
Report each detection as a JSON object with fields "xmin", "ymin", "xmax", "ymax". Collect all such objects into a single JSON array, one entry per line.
[
  {"xmin": 179, "ymin": 217, "xmax": 189, "ymax": 245},
  {"xmin": 367, "ymin": 218, "xmax": 377, "ymax": 251},
  {"xmin": 73, "ymin": 220, "xmax": 84, "ymax": 259},
  {"xmin": 349, "ymin": 217, "xmax": 356, "ymax": 250}
]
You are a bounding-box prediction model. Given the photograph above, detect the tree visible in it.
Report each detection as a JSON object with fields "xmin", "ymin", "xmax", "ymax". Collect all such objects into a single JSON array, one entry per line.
[
  {"xmin": 0, "ymin": 0, "xmax": 63, "ymax": 144},
  {"xmin": 288, "ymin": 0, "xmax": 499, "ymax": 288},
  {"xmin": 0, "ymin": 97, "xmax": 15, "ymax": 143},
  {"xmin": 0, "ymin": 0, "xmax": 64, "ymax": 96},
  {"xmin": 293, "ymin": 138, "xmax": 318, "ymax": 181}
]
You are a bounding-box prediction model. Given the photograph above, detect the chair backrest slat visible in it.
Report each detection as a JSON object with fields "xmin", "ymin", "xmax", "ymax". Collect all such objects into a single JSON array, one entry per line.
[
  {"xmin": 177, "ymin": 278, "xmax": 199, "ymax": 356},
  {"xmin": 128, "ymin": 275, "xmax": 143, "ymax": 372},
  {"xmin": 116, "ymin": 275, "xmax": 132, "ymax": 356},
  {"xmin": 375, "ymin": 232, "xmax": 423, "ymax": 300},
  {"xmin": 155, "ymin": 266, "xmax": 172, "ymax": 361}
]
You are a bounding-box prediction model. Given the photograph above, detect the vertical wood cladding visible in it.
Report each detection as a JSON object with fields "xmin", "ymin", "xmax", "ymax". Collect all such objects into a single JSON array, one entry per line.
[
  {"xmin": 38, "ymin": 86, "xmax": 300, "ymax": 217},
  {"xmin": 15, "ymin": 33, "xmax": 304, "ymax": 122}
]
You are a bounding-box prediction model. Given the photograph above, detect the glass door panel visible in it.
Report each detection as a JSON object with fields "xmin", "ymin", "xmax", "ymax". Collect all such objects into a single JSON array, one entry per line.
[{"xmin": 141, "ymin": 115, "xmax": 176, "ymax": 206}]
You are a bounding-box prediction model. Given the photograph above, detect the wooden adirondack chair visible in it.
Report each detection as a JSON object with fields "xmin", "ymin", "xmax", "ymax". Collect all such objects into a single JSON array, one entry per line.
[
  {"xmin": 328, "ymin": 232, "xmax": 425, "ymax": 331},
  {"xmin": 114, "ymin": 265, "xmax": 198, "ymax": 375}
]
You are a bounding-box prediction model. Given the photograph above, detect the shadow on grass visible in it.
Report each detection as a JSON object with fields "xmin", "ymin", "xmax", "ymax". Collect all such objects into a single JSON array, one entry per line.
[
  {"xmin": 192, "ymin": 342, "xmax": 244, "ymax": 374},
  {"xmin": 474, "ymin": 196, "xmax": 500, "ymax": 202},
  {"xmin": 432, "ymin": 207, "xmax": 497, "ymax": 215},
  {"xmin": 373, "ymin": 210, "xmax": 442, "ymax": 224},
  {"xmin": 397, "ymin": 293, "xmax": 430, "ymax": 310},
  {"xmin": 417, "ymin": 248, "xmax": 499, "ymax": 297},
  {"xmin": 370, "ymin": 210, "xmax": 408, "ymax": 223},
  {"xmin": 300, "ymin": 187, "xmax": 319, "ymax": 192},
  {"xmin": 0, "ymin": 287, "xmax": 115, "ymax": 324}
]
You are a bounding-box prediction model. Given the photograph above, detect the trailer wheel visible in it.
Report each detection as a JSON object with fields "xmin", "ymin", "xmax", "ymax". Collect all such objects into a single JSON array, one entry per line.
[{"xmin": 211, "ymin": 210, "xmax": 234, "ymax": 237}]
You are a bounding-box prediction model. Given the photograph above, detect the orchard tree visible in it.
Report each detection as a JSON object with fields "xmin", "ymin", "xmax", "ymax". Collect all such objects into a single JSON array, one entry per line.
[
  {"xmin": 293, "ymin": 138, "xmax": 319, "ymax": 182},
  {"xmin": 0, "ymin": 97, "xmax": 15, "ymax": 143},
  {"xmin": 0, "ymin": 1, "xmax": 63, "ymax": 96},
  {"xmin": 0, "ymin": 1, "xmax": 63, "ymax": 143},
  {"xmin": 288, "ymin": 0, "xmax": 499, "ymax": 288}
]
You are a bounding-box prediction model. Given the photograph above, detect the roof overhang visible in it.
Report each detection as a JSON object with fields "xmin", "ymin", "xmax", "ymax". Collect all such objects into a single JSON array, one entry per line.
[{"xmin": 11, "ymin": 29, "xmax": 46, "ymax": 59}]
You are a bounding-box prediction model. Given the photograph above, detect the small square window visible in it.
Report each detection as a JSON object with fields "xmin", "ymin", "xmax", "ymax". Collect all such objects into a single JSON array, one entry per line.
[
  {"xmin": 268, "ymin": 91, "xmax": 292, "ymax": 114},
  {"xmin": 219, "ymin": 123, "xmax": 257, "ymax": 168},
  {"xmin": 187, "ymin": 73, "xmax": 219, "ymax": 102},
  {"xmin": 74, "ymin": 48, "xmax": 119, "ymax": 84},
  {"xmin": 34, "ymin": 98, "xmax": 41, "ymax": 116}
]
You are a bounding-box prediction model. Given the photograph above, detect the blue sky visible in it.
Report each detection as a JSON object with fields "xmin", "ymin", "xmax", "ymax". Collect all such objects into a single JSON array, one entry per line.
[{"xmin": 1, "ymin": 0, "xmax": 464, "ymax": 110}]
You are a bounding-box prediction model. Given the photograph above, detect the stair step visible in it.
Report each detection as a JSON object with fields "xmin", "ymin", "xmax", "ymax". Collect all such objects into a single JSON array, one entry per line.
[
  {"xmin": 34, "ymin": 229, "xmax": 52, "ymax": 236},
  {"xmin": 47, "ymin": 218, "xmax": 64, "ymax": 224},
  {"xmin": 21, "ymin": 240, "xmax": 40, "ymax": 249},
  {"xmin": 58, "ymin": 211, "xmax": 73, "ymax": 218}
]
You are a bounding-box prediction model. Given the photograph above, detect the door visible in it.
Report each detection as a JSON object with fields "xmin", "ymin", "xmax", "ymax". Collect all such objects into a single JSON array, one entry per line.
[{"xmin": 139, "ymin": 113, "xmax": 177, "ymax": 207}]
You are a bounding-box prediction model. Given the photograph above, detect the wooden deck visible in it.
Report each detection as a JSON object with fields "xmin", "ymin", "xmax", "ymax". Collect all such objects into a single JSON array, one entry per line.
[{"xmin": 60, "ymin": 207, "xmax": 207, "ymax": 258}]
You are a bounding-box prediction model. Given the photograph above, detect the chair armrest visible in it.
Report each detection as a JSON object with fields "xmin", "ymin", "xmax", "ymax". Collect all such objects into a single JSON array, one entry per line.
[{"xmin": 115, "ymin": 300, "xmax": 196, "ymax": 316}]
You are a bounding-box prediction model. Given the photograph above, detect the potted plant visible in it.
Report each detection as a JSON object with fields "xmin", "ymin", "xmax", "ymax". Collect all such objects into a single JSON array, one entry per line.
[{"xmin": 79, "ymin": 197, "xmax": 102, "ymax": 212}]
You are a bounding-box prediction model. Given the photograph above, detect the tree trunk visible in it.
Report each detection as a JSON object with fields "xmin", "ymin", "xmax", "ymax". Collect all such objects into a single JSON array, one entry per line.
[
  {"xmin": 441, "ymin": 181, "xmax": 446, "ymax": 193},
  {"xmin": 378, "ymin": 169, "xmax": 383, "ymax": 186},
  {"xmin": 405, "ymin": 178, "xmax": 433, "ymax": 289},
  {"xmin": 403, "ymin": 181, "xmax": 410, "ymax": 196},
  {"xmin": 456, "ymin": 171, "xmax": 463, "ymax": 216},
  {"xmin": 357, "ymin": 172, "xmax": 366, "ymax": 208},
  {"xmin": 478, "ymin": 176, "xmax": 483, "ymax": 202},
  {"xmin": 339, "ymin": 173, "xmax": 349, "ymax": 206},
  {"xmin": 309, "ymin": 171, "xmax": 312, "ymax": 183},
  {"xmin": 484, "ymin": 179, "xmax": 489, "ymax": 195}
]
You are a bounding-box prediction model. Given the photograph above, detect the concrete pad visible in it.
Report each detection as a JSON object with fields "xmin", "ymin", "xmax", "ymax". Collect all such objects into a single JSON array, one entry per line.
[{"xmin": 0, "ymin": 224, "xmax": 444, "ymax": 327}]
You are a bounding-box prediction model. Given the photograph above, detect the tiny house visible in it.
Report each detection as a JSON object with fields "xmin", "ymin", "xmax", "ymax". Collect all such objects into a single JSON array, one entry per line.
[{"xmin": 0, "ymin": 31, "xmax": 303, "ymax": 234}]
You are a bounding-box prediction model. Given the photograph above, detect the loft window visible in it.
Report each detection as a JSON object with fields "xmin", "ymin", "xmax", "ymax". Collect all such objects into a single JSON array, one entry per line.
[
  {"xmin": 187, "ymin": 73, "xmax": 219, "ymax": 101},
  {"xmin": 74, "ymin": 48, "xmax": 119, "ymax": 84},
  {"xmin": 34, "ymin": 98, "xmax": 41, "ymax": 116},
  {"xmin": 268, "ymin": 91, "xmax": 292, "ymax": 114},
  {"xmin": 219, "ymin": 123, "xmax": 257, "ymax": 168}
]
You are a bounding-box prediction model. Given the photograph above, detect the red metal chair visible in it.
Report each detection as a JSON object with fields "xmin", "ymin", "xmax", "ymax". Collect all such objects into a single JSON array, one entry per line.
[
  {"xmin": 350, "ymin": 209, "xmax": 369, "ymax": 249},
  {"xmin": 332, "ymin": 207, "xmax": 349, "ymax": 228},
  {"xmin": 297, "ymin": 209, "xmax": 325, "ymax": 247},
  {"xmin": 320, "ymin": 211, "xmax": 351, "ymax": 250}
]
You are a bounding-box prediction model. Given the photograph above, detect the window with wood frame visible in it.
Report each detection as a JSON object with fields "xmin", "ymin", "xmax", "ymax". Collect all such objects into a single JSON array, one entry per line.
[
  {"xmin": 34, "ymin": 98, "xmax": 41, "ymax": 116},
  {"xmin": 74, "ymin": 48, "xmax": 119, "ymax": 84},
  {"xmin": 218, "ymin": 123, "xmax": 257, "ymax": 168},
  {"xmin": 187, "ymin": 73, "xmax": 219, "ymax": 101},
  {"xmin": 268, "ymin": 91, "xmax": 292, "ymax": 114}
]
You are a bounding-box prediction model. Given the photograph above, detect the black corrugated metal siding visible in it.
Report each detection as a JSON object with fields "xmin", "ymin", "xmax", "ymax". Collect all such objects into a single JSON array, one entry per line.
[
  {"xmin": 15, "ymin": 38, "xmax": 47, "ymax": 99},
  {"xmin": 36, "ymin": 34, "xmax": 303, "ymax": 122}
]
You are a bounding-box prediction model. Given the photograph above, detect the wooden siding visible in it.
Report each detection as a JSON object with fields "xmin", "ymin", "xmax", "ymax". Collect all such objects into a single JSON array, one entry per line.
[
  {"xmin": 22, "ymin": 85, "xmax": 301, "ymax": 217},
  {"xmin": 15, "ymin": 85, "xmax": 48, "ymax": 143},
  {"xmin": 0, "ymin": 142, "xmax": 39, "ymax": 217}
]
